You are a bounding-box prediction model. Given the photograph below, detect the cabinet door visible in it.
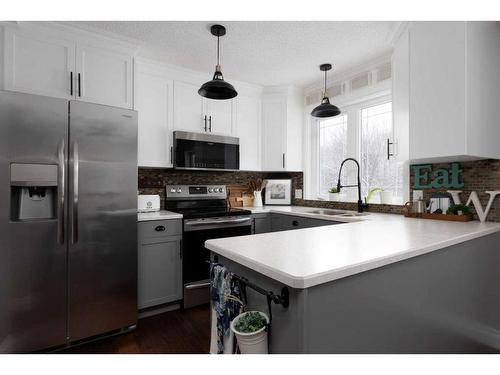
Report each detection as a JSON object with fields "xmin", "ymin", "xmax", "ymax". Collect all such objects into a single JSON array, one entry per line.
[
  {"xmin": 173, "ymin": 81, "xmax": 205, "ymax": 132},
  {"xmin": 3, "ymin": 27, "xmax": 75, "ymax": 99},
  {"xmin": 135, "ymin": 63, "xmax": 174, "ymax": 167},
  {"xmin": 254, "ymin": 216, "xmax": 271, "ymax": 234},
  {"xmin": 75, "ymin": 44, "xmax": 133, "ymax": 108},
  {"xmin": 392, "ymin": 27, "xmax": 410, "ymax": 163},
  {"xmin": 236, "ymin": 96, "xmax": 261, "ymax": 171},
  {"xmin": 409, "ymin": 22, "xmax": 466, "ymax": 160},
  {"xmin": 138, "ymin": 237, "xmax": 182, "ymax": 309},
  {"xmin": 261, "ymin": 99, "xmax": 286, "ymax": 171},
  {"xmin": 204, "ymin": 98, "xmax": 234, "ymax": 135}
]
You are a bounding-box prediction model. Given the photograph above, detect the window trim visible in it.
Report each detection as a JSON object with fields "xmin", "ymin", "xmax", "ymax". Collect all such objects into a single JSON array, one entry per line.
[{"xmin": 307, "ymin": 94, "xmax": 406, "ymax": 204}]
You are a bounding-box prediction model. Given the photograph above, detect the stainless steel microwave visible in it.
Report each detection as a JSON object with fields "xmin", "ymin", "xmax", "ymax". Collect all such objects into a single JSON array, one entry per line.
[{"xmin": 173, "ymin": 131, "xmax": 240, "ymax": 171}]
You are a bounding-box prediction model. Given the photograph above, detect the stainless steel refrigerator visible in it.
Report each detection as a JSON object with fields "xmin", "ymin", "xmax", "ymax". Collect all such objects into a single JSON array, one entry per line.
[{"xmin": 0, "ymin": 90, "xmax": 138, "ymax": 353}]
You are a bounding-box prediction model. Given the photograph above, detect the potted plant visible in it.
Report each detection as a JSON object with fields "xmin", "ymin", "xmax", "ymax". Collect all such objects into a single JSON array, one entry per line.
[
  {"xmin": 364, "ymin": 188, "xmax": 382, "ymax": 204},
  {"xmin": 328, "ymin": 187, "xmax": 340, "ymax": 201},
  {"xmin": 230, "ymin": 311, "xmax": 269, "ymax": 354}
]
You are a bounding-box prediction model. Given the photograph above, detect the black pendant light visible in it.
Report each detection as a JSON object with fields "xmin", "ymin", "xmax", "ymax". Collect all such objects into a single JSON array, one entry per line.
[
  {"xmin": 311, "ymin": 63, "xmax": 341, "ymax": 118},
  {"xmin": 198, "ymin": 24, "xmax": 237, "ymax": 100}
]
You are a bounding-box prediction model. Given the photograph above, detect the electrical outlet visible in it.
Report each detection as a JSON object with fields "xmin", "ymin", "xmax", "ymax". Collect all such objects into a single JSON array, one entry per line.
[
  {"xmin": 295, "ymin": 189, "xmax": 303, "ymax": 199},
  {"xmin": 413, "ymin": 190, "xmax": 423, "ymax": 201}
]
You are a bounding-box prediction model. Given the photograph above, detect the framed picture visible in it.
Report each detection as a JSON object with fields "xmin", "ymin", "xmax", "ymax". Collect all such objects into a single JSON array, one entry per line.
[{"xmin": 264, "ymin": 179, "xmax": 292, "ymax": 206}]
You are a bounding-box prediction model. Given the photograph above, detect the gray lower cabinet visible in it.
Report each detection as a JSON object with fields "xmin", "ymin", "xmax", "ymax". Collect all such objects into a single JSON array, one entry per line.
[
  {"xmin": 270, "ymin": 213, "xmax": 339, "ymax": 232},
  {"xmin": 253, "ymin": 213, "xmax": 272, "ymax": 234},
  {"xmin": 138, "ymin": 219, "xmax": 183, "ymax": 309}
]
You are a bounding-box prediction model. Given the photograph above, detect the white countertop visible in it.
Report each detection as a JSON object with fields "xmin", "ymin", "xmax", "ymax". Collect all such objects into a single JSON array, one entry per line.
[
  {"xmin": 137, "ymin": 210, "xmax": 183, "ymax": 222},
  {"xmin": 205, "ymin": 206, "xmax": 500, "ymax": 289}
]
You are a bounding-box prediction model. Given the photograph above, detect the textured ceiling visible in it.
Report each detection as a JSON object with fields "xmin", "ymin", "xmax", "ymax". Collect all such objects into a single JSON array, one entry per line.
[{"xmin": 74, "ymin": 21, "xmax": 397, "ymax": 87}]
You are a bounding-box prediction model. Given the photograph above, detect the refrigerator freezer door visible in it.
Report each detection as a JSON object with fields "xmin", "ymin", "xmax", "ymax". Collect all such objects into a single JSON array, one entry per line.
[
  {"xmin": 67, "ymin": 101, "xmax": 138, "ymax": 342},
  {"xmin": 0, "ymin": 91, "xmax": 68, "ymax": 353}
]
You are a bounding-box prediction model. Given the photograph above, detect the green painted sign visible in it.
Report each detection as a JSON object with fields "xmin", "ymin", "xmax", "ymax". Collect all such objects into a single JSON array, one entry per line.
[{"xmin": 411, "ymin": 163, "xmax": 464, "ymax": 189}]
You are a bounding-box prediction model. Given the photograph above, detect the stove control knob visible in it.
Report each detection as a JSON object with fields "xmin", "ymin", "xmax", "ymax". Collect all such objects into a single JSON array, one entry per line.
[
  {"xmin": 170, "ymin": 188, "xmax": 176, "ymax": 193},
  {"xmin": 177, "ymin": 188, "xmax": 182, "ymax": 193},
  {"xmin": 208, "ymin": 188, "xmax": 213, "ymax": 193},
  {"xmin": 219, "ymin": 188, "xmax": 224, "ymax": 193}
]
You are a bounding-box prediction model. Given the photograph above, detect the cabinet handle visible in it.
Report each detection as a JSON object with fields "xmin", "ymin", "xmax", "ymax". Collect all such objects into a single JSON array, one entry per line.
[
  {"xmin": 387, "ymin": 138, "xmax": 394, "ymax": 160},
  {"xmin": 282, "ymin": 153, "xmax": 286, "ymax": 169},
  {"xmin": 179, "ymin": 239, "xmax": 183, "ymax": 259},
  {"xmin": 292, "ymin": 220, "xmax": 299, "ymax": 227},
  {"xmin": 154, "ymin": 225, "xmax": 166, "ymax": 232},
  {"xmin": 70, "ymin": 72, "xmax": 73, "ymax": 96},
  {"xmin": 77, "ymin": 73, "xmax": 81, "ymax": 97},
  {"xmin": 208, "ymin": 116, "xmax": 212, "ymax": 132}
]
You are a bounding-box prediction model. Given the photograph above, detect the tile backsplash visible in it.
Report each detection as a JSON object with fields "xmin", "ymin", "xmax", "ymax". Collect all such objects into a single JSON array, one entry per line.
[
  {"xmin": 409, "ymin": 159, "xmax": 500, "ymax": 222},
  {"xmin": 138, "ymin": 168, "xmax": 405, "ymax": 215},
  {"xmin": 140, "ymin": 159, "xmax": 500, "ymax": 221}
]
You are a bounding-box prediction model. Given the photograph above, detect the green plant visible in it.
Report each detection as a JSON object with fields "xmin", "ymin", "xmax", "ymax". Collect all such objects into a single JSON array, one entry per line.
[
  {"xmin": 234, "ymin": 312, "xmax": 267, "ymax": 333},
  {"xmin": 328, "ymin": 187, "xmax": 338, "ymax": 194},
  {"xmin": 446, "ymin": 204, "xmax": 470, "ymax": 215},
  {"xmin": 364, "ymin": 188, "xmax": 382, "ymax": 204}
]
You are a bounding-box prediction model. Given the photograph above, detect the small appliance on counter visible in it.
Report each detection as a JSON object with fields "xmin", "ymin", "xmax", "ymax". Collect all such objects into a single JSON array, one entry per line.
[{"xmin": 138, "ymin": 194, "xmax": 161, "ymax": 212}]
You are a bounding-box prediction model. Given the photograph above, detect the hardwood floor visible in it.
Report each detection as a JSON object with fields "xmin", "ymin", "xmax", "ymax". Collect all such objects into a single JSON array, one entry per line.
[{"xmin": 61, "ymin": 304, "xmax": 211, "ymax": 354}]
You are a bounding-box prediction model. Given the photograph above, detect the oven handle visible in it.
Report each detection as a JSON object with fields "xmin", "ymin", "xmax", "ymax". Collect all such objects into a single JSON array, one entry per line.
[
  {"xmin": 185, "ymin": 217, "xmax": 252, "ymax": 226},
  {"xmin": 185, "ymin": 282, "xmax": 211, "ymax": 290}
]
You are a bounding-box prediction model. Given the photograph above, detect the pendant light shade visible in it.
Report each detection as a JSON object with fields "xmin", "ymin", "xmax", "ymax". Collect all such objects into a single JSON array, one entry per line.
[
  {"xmin": 198, "ymin": 25, "xmax": 238, "ymax": 100},
  {"xmin": 311, "ymin": 63, "xmax": 340, "ymax": 118}
]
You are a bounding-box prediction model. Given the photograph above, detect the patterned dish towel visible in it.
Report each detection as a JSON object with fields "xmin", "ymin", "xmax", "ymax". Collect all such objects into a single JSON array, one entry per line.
[{"xmin": 209, "ymin": 263, "xmax": 244, "ymax": 354}]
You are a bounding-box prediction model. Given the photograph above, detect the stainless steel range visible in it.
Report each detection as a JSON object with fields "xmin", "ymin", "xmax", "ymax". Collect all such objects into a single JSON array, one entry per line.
[{"xmin": 165, "ymin": 185, "xmax": 252, "ymax": 308}]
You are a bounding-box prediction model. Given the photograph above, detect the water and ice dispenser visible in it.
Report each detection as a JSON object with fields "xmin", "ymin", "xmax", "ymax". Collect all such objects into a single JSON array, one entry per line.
[{"xmin": 10, "ymin": 163, "xmax": 58, "ymax": 221}]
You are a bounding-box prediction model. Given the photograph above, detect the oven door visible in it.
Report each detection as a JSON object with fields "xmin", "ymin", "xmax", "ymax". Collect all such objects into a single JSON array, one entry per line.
[
  {"xmin": 182, "ymin": 217, "xmax": 252, "ymax": 308},
  {"xmin": 173, "ymin": 131, "xmax": 239, "ymax": 171}
]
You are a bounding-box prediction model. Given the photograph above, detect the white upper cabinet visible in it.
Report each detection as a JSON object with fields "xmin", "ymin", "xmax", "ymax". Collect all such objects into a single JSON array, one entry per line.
[
  {"xmin": 203, "ymin": 98, "xmax": 234, "ymax": 135},
  {"xmin": 261, "ymin": 88, "xmax": 303, "ymax": 172},
  {"xmin": 173, "ymin": 81, "xmax": 235, "ymax": 136},
  {"xmin": 1, "ymin": 23, "xmax": 135, "ymax": 108},
  {"xmin": 408, "ymin": 21, "xmax": 500, "ymax": 162},
  {"xmin": 391, "ymin": 25, "xmax": 409, "ymax": 164},
  {"xmin": 173, "ymin": 80, "xmax": 205, "ymax": 133},
  {"xmin": 134, "ymin": 60, "xmax": 174, "ymax": 168},
  {"xmin": 235, "ymin": 95, "xmax": 261, "ymax": 171},
  {"xmin": 76, "ymin": 44, "xmax": 133, "ymax": 109},
  {"xmin": 262, "ymin": 97, "xmax": 286, "ymax": 171},
  {"xmin": 3, "ymin": 26, "xmax": 76, "ymax": 99}
]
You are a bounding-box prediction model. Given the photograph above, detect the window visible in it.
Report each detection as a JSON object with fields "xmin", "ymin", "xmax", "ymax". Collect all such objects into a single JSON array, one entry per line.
[
  {"xmin": 310, "ymin": 98, "xmax": 406, "ymax": 204},
  {"xmin": 318, "ymin": 115, "xmax": 347, "ymax": 196},
  {"xmin": 360, "ymin": 102, "xmax": 403, "ymax": 198}
]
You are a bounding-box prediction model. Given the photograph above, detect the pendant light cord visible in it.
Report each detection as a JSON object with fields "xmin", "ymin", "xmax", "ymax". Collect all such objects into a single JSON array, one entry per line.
[
  {"xmin": 217, "ymin": 35, "xmax": 220, "ymax": 68},
  {"xmin": 324, "ymin": 69, "xmax": 327, "ymax": 97}
]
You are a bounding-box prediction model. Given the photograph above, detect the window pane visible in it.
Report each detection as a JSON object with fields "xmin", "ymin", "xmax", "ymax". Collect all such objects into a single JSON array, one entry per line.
[
  {"xmin": 318, "ymin": 115, "xmax": 347, "ymax": 196},
  {"xmin": 360, "ymin": 102, "xmax": 402, "ymax": 200}
]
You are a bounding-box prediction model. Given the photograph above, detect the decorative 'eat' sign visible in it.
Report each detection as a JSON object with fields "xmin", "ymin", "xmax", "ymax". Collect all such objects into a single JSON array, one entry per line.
[{"xmin": 412, "ymin": 163, "xmax": 464, "ymax": 189}]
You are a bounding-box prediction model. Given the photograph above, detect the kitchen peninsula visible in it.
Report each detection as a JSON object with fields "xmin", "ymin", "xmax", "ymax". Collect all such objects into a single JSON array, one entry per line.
[{"xmin": 205, "ymin": 207, "xmax": 500, "ymax": 353}]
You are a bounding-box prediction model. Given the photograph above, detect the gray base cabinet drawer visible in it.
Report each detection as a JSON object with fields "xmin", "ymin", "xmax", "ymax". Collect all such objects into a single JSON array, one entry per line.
[
  {"xmin": 139, "ymin": 219, "xmax": 182, "ymax": 242},
  {"xmin": 270, "ymin": 213, "xmax": 338, "ymax": 232},
  {"xmin": 138, "ymin": 219, "xmax": 183, "ymax": 309}
]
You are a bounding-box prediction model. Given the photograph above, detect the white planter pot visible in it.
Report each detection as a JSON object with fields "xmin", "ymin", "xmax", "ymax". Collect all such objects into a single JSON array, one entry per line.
[
  {"xmin": 329, "ymin": 193, "xmax": 340, "ymax": 202},
  {"xmin": 253, "ymin": 191, "xmax": 263, "ymax": 207},
  {"xmin": 230, "ymin": 311, "xmax": 269, "ymax": 354},
  {"xmin": 380, "ymin": 191, "xmax": 393, "ymax": 205}
]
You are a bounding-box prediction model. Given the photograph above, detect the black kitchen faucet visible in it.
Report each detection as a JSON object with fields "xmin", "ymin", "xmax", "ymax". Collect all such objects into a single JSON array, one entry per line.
[{"xmin": 336, "ymin": 158, "xmax": 368, "ymax": 213}]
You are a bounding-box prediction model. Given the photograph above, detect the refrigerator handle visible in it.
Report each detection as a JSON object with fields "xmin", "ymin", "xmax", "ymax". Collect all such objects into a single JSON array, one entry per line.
[
  {"xmin": 71, "ymin": 141, "xmax": 79, "ymax": 244},
  {"xmin": 57, "ymin": 139, "xmax": 65, "ymax": 244}
]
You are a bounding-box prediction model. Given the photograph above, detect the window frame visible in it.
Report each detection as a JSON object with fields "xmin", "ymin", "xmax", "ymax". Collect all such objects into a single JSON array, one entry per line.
[{"xmin": 311, "ymin": 94, "xmax": 404, "ymax": 203}]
